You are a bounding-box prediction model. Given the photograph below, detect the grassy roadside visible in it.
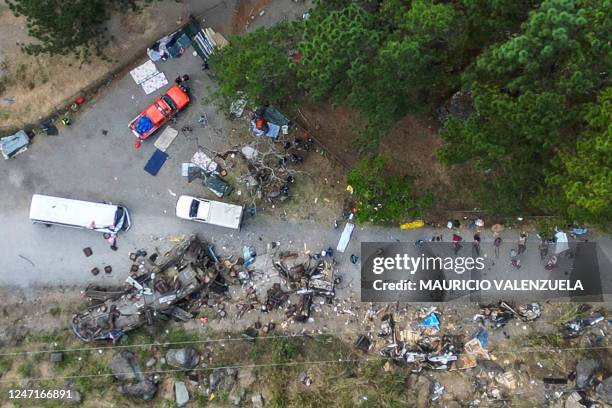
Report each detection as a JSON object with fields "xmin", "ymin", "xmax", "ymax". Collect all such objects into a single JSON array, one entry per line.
[
  {"xmin": 0, "ymin": 310, "xmax": 608, "ymax": 407},
  {"xmin": 0, "ymin": 324, "xmax": 402, "ymax": 407}
]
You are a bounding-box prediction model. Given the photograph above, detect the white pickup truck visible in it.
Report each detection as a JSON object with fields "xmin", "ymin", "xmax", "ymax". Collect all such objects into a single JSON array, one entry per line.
[{"xmin": 175, "ymin": 195, "xmax": 243, "ymax": 230}]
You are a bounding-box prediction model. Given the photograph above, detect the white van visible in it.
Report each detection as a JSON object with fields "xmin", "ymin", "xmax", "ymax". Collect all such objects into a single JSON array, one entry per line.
[
  {"xmin": 29, "ymin": 194, "xmax": 131, "ymax": 233},
  {"xmin": 175, "ymin": 195, "xmax": 243, "ymax": 230}
]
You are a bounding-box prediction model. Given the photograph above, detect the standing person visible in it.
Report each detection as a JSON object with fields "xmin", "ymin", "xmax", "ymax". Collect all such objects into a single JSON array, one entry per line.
[
  {"xmin": 518, "ymin": 232, "xmax": 528, "ymax": 254},
  {"xmin": 538, "ymin": 239, "xmax": 549, "ymax": 261},
  {"xmin": 493, "ymin": 236, "xmax": 502, "ymax": 258},
  {"xmin": 510, "ymin": 248, "xmax": 521, "ymax": 269},
  {"xmin": 452, "ymin": 233, "xmax": 463, "ymax": 255},
  {"xmin": 472, "ymin": 232, "xmax": 481, "ymax": 257},
  {"xmin": 107, "ymin": 233, "xmax": 118, "ymax": 251},
  {"xmin": 175, "ymin": 74, "xmax": 189, "ymax": 85}
]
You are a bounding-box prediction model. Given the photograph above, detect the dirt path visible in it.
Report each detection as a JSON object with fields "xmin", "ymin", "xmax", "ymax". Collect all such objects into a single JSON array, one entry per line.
[
  {"xmin": 0, "ymin": 2, "xmax": 190, "ymax": 131},
  {"xmin": 296, "ymin": 103, "xmax": 481, "ymax": 211},
  {"xmin": 231, "ymin": 0, "xmax": 272, "ymax": 33}
]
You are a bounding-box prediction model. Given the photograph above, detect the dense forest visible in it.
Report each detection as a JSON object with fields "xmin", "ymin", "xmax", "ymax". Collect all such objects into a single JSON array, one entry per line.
[{"xmin": 211, "ymin": 0, "xmax": 611, "ymax": 227}]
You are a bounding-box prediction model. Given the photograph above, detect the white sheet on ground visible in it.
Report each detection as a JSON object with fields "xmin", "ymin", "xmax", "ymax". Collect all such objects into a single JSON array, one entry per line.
[
  {"xmin": 141, "ymin": 71, "xmax": 168, "ymax": 95},
  {"xmin": 337, "ymin": 222, "xmax": 355, "ymax": 253},
  {"xmin": 130, "ymin": 60, "xmax": 158, "ymax": 84},
  {"xmin": 154, "ymin": 126, "xmax": 178, "ymax": 152},
  {"xmin": 555, "ymin": 231, "xmax": 569, "ymax": 254}
]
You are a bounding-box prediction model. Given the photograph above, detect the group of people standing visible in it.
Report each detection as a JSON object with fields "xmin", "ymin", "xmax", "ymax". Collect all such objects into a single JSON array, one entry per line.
[{"xmin": 442, "ymin": 219, "xmax": 548, "ymax": 271}]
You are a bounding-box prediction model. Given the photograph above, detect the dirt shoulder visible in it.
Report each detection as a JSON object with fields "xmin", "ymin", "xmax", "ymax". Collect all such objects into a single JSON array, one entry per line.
[
  {"xmin": 0, "ymin": 2, "xmax": 190, "ymax": 132},
  {"xmin": 296, "ymin": 103, "xmax": 481, "ymax": 213},
  {"xmin": 0, "ymin": 286, "xmax": 609, "ymax": 407}
]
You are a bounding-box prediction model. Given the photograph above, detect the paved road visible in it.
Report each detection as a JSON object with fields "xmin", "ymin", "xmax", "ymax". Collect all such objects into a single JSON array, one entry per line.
[
  {"xmin": 0, "ymin": 1, "xmax": 610, "ymax": 305},
  {"xmin": 0, "ymin": 0, "xmax": 313, "ymax": 287}
]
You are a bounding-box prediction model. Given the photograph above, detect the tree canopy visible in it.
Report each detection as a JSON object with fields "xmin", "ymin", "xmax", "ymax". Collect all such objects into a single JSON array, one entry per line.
[
  {"xmin": 548, "ymin": 88, "xmax": 612, "ymax": 226},
  {"xmin": 439, "ymin": 0, "xmax": 612, "ymax": 223},
  {"xmin": 212, "ymin": 0, "xmax": 611, "ymax": 226},
  {"xmin": 347, "ymin": 156, "xmax": 432, "ymax": 224},
  {"xmin": 209, "ymin": 23, "xmax": 300, "ymax": 107},
  {"xmin": 7, "ymin": 0, "xmax": 146, "ymax": 59}
]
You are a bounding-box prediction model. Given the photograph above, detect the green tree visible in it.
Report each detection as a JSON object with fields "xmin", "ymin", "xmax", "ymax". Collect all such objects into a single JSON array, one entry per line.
[
  {"xmin": 209, "ymin": 23, "xmax": 299, "ymax": 107},
  {"xmin": 347, "ymin": 156, "xmax": 432, "ymax": 223},
  {"xmin": 349, "ymin": 0, "xmax": 466, "ymax": 129},
  {"xmin": 8, "ymin": 0, "xmax": 110, "ymax": 59},
  {"xmin": 469, "ymin": 0, "xmax": 610, "ymax": 96},
  {"xmin": 7, "ymin": 0, "xmax": 148, "ymax": 59},
  {"xmin": 297, "ymin": 3, "xmax": 383, "ymax": 101},
  {"xmin": 458, "ymin": 0, "xmax": 541, "ymax": 48},
  {"xmin": 439, "ymin": 0, "xmax": 612, "ymax": 218},
  {"xmin": 547, "ymin": 88, "xmax": 612, "ymax": 227}
]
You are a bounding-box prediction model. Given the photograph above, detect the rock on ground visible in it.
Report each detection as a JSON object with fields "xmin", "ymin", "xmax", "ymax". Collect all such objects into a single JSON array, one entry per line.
[
  {"xmin": 575, "ymin": 359, "xmax": 600, "ymax": 388},
  {"xmin": 175, "ymin": 381, "xmax": 189, "ymax": 407},
  {"xmin": 229, "ymin": 387, "xmax": 246, "ymax": 406},
  {"xmin": 118, "ymin": 380, "xmax": 158, "ymax": 401},
  {"xmin": 209, "ymin": 368, "xmax": 224, "ymax": 391},
  {"xmin": 596, "ymin": 377, "xmax": 612, "ymax": 405},
  {"xmin": 61, "ymin": 390, "xmax": 82, "ymax": 405},
  {"xmin": 252, "ymin": 393, "xmax": 264, "ymax": 408},
  {"xmin": 111, "ymin": 350, "xmax": 143, "ymax": 382},
  {"xmin": 166, "ymin": 348, "xmax": 200, "ymax": 369}
]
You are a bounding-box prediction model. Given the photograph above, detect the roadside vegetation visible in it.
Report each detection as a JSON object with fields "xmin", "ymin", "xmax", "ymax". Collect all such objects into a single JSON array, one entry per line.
[
  {"xmin": 347, "ymin": 156, "xmax": 432, "ymax": 223},
  {"xmin": 0, "ymin": 312, "xmax": 607, "ymax": 407},
  {"xmin": 6, "ymin": 0, "xmax": 152, "ymax": 60},
  {"xmin": 0, "ymin": 325, "xmax": 410, "ymax": 407},
  {"xmin": 210, "ymin": 0, "xmax": 612, "ymax": 227}
]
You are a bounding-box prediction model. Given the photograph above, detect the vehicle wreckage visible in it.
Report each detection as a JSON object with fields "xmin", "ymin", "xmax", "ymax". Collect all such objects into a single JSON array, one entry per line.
[
  {"xmin": 371, "ymin": 302, "xmax": 543, "ymax": 371},
  {"xmin": 72, "ymin": 236, "xmax": 340, "ymax": 342},
  {"xmin": 72, "ymin": 235, "xmax": 229, "ymax": 342},
  {"xmin": 264, "ymin": 250, "xmax": 338, "ymax": 321},
  {"xmin": 273, "ymin": 250, "xmax": 337, "ymax": 300}
]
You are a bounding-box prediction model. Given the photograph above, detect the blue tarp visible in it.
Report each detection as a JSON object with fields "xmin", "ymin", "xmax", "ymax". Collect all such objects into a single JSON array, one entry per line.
[
  {"xmin": 176, "ymin": 33, "xmax": 192, "ymax": 49},
  {"xmin": 259, "ymin": 107, "xmax": 290, "ymax": 127},
  {"xmin": 471, "ymin": 328, "xmax": 489, "ymax": 348},
  {"xmin": 144, "ymin": 149, "xmax": 169, "ymax": 176},
  {"xmin": 243, "ymin": 245, "xmax": 256, "ymax": 266},
  {"xmin": 136, "ymin": 116, "xmax": 153, "ymax": 135},
  {"xmin": 265, "ymin": 123, "xmax": 280, "ymax": 139},
  {"xmin": 419, "ymin": 312, "xmax": 440, "ymax": 329},
  {"xmin": 251, "ymin": 120, "xmax": 280, "ymax": 139}
]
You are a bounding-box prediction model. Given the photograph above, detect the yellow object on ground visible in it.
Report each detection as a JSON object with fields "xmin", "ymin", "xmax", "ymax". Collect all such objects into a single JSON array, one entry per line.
[
  {"xmin": 346, "ymin": 185, "xmax": 354, "ymax": 194},
  {"xmin": 400, "ymin": 220, "xmax": 425, "ymax": 230}
]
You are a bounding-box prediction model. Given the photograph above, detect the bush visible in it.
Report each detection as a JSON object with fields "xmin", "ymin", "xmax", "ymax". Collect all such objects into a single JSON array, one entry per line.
[
  {"xmin": 347, "ymin": 156, "xmax": 432, "ymax": 224},
  {"xmin": 271, "ymin": 337, "xmax": 301, "ymax": 364}
]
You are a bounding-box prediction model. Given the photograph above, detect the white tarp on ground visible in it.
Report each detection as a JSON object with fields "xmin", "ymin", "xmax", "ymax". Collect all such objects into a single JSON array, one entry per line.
[
  {"xmin": 191, "ymin": 150, "xmax": 219, "ymax": 173},
  {"xmin": 154, "ymin": 126, "xmax": 178, "ymax": 152},
  {"xmin": 337, "ymin": 222, "xmax": 355, "ymax": 253},
  {"xmin": 141, "ymin": 72, "xmax": 168, "ymax": 95},
  {"xmin": 555, "ymin": 231, "xmax": 570, "ymax": 255},
  {"xmin": 130, "ymin": 60, "xmax": 157, "ymax": 84},
  {"xmin": 129, "ymin": 60, "xmax": 167, "ymax": 94}
]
